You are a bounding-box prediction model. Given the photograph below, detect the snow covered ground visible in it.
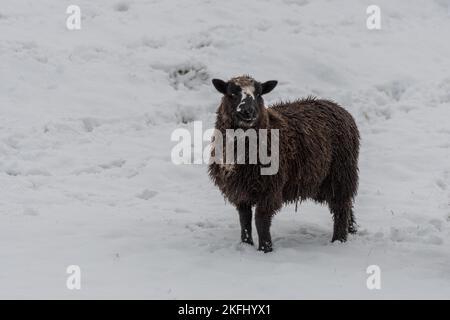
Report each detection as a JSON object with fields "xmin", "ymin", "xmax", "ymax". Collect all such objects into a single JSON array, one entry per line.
[{"xmin": 1, "ymin": 0, "xmax": 450, "ymax": 299}]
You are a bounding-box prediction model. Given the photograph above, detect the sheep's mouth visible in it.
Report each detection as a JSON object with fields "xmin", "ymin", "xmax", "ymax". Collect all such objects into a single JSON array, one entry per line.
[
  {"xmin": 237, "ymin": 118, "xmax": 256, "ymax": 127},
  {"xmin": 240, "ymin": 117, "xmax": 255, "ymax": 122},
  {"xmin": 236, "ymin": 114, "xmax": 257, "ymax": 126}
]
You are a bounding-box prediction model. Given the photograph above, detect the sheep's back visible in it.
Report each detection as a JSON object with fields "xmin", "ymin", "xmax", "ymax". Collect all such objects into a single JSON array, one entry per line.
[
  {"xmin": 270, "ymin": 97, "xmax": 359, "ymax": 148},
  {"xmin": 268, "ymin": 97, "xmax": 360, "ymax": 200}
]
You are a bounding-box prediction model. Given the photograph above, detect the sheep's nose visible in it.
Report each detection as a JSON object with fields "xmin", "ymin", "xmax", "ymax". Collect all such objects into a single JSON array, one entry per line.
[
  {"xmin": 238, "ymin": 107, "xmax": 255, "ymax": 119},
  {"xmin": 240, "ymin": 108, "xmax": 251, "ymax": 117}
]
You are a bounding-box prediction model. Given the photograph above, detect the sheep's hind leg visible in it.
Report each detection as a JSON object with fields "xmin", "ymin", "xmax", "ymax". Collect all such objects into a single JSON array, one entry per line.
[
  {"xmin": 329, "ymin": 201, "xmax": 351, "ymax": 242},
  {"xmin": 237, "ymin": 204, "xmax": 253, "ymax": 245},
  {"xmin": 348, "ymin": 210, "xmax": 357, "ymax": 234},
  {"xmin": 255, "ymin": 207, "xmax": 273, "ymax": 253}
]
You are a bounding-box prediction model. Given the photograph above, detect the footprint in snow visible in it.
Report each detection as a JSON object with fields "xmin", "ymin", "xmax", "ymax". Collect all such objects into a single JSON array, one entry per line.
[
  {"xmin": 99, "ymin": 159, "xmax": 126, "ymax": 169},
  {"xmin": 435, "ymin": 179, "xmax": 446, "ymax": 190},
  {"xmin": 389, "ymin": 226, "xmax": 444, "ymax": 245},
  {"xmin": 23, "ymin": 208, "xmax": 39, "ymax": 216},
  {"xmin": 114, "ymin": 2, "xmax": 130, "ymax": 12},
  {"xmin": 136, "ymin": 189, "xmax": 158, "ymax": 200}
]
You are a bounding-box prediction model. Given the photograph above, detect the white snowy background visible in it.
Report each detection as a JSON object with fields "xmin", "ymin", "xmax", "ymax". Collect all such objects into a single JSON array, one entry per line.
[{"xmin": 1, "ymin": 0, "xmax": 450, "ymax": 299}]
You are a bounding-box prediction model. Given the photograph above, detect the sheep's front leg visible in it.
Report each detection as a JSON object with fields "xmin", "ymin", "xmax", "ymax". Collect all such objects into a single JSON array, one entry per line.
[
  {"xmin": 237, "ymin": 204, "xmax": 253, "ymax": 245},
  {"xmin": 255, "ymin": 206, "xmax": 273, "ymax": 253}
]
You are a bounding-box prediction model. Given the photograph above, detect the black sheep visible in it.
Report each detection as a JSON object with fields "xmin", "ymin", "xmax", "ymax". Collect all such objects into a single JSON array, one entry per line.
[{"xmin": 208, "ymin": 75, "xmax": 360, "ymax": 252}]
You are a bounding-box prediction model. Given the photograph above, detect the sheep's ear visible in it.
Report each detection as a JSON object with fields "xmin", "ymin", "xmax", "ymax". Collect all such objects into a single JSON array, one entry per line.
[
  {"xmin": 212, "ymin": 79, "xmax": 228, "ymax": 95},
  {"xmin": 261, "ymin": 80, "xmax": 278, "ymax": 95}
]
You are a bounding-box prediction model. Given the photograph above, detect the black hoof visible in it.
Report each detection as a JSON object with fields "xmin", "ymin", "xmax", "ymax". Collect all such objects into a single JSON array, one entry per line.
[
  {"xmin": 348, "ymin": 224, "xmax": 358, "ymax": 234},
  {"xmin": 241, "ymin": 238, "xmax": 254, "ymax": 246},
  {"xmin": 331, "ymin": 235, "xmax": 347, "ymax": 243},
  {"xmin": 258, "ymin": 241, "xmax": 273, "ymax": 253}
]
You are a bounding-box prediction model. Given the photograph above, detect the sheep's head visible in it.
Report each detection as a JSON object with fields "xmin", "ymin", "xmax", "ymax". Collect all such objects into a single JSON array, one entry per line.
[{"xmin": 212, "ymin": 75, "xmax": 277, "ymax": 128}]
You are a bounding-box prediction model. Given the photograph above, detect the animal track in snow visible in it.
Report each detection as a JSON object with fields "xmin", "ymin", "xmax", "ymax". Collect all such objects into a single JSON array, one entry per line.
[
  {"xmin": 99, "ymin": 159, "xmax": 126, "ymax": 170},
  {"xmin": 114, "ymin": 2, "xmax": 130, "ymax": 12},
  {"xmin": 389, "ymin": 225, "xmax": 444, "ymax": 245},
  {"xmin": 375, "ymin": 80, "xmax": 412, "ymax": 102},
  {"xmin": 167, "ymin": 63, "xmax": 209, "ymax": 90},
  {"xmin": 23, "ymin": 208, "xmax": 39, "ymax": 216},
  {"xmin": 81, "ymin": 118, "xmax": 102, "ymax": 133},
  {"xmin": 73, "ymin": 159, "xmax": 126, "ymax": 175},
  {"xmin": 136, "ymin": 189, "xmax": 158, "ymax": 200}
]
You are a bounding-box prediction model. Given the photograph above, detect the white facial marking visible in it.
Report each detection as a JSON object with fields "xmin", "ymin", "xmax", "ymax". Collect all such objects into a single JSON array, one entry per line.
[
  {"xmin": 241, "ymin": 85, "xmax": 255, "ymax": 99},
  {"xmin": 236, "ymin": 85, "xmax": 255, "ymax": 111}
]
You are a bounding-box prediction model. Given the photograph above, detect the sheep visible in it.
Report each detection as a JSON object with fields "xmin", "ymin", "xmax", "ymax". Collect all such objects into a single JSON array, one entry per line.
[{"xmin": 208, "ymin": 75, "xmax": 360, "ymax": 252}]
